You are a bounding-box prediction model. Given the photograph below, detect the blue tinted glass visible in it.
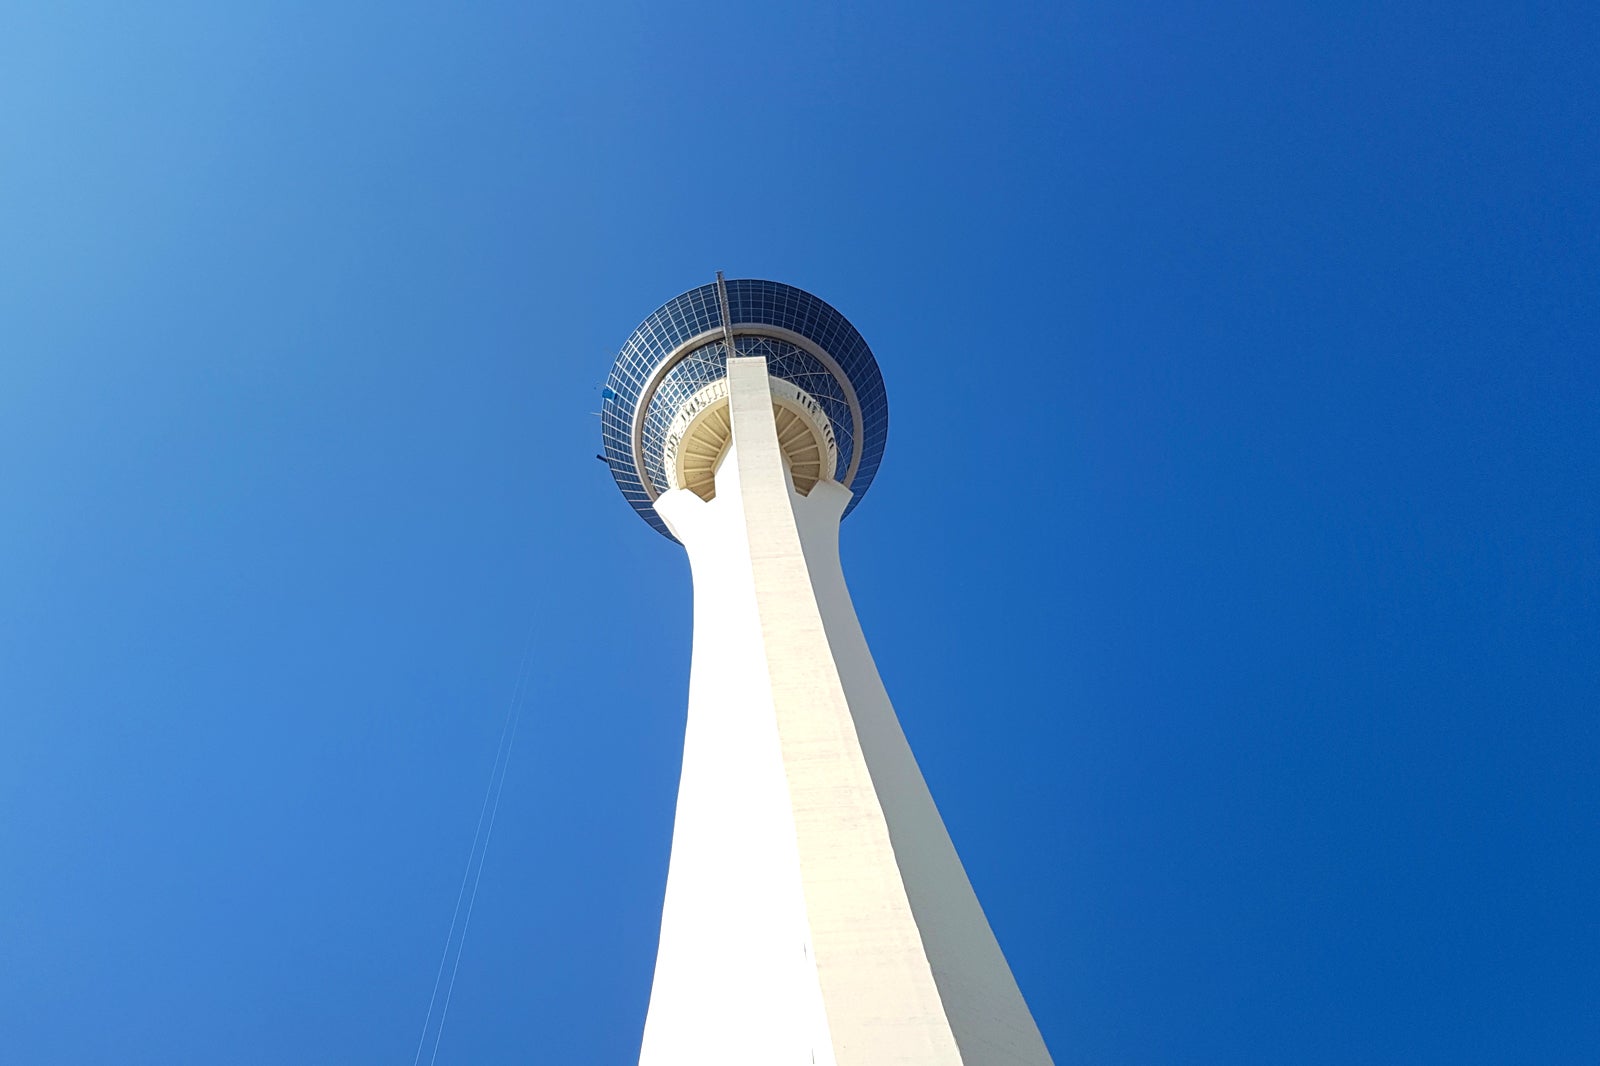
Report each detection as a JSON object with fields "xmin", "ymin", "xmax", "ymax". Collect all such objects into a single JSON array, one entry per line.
[{"xmin": 600, "ymin": 279, "xmax": 888, "ymax": 540}]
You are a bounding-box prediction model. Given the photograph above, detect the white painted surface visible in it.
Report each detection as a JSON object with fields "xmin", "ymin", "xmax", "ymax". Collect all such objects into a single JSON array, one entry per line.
[{"xmin": 640, "ymin": 357, "xmax": 1053, "ymax": 1065}]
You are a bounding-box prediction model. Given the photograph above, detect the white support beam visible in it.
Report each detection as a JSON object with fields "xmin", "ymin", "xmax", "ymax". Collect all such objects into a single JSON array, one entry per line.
[{"xmin": 643, "ymin": 356, "xmax": 1053, "ymax": 1065}]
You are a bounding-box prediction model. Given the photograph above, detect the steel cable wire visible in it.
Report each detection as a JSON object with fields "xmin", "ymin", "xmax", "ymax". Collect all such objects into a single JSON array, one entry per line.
[{"xmin": 411, "ymin": 632, "xmax": 533, "ymax": 1066}]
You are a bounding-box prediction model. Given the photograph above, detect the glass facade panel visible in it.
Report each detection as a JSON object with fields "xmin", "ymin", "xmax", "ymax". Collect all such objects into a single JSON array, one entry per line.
[{"xmin": 601, "ymin": 279, "xmax": 889, "ymax": 540}]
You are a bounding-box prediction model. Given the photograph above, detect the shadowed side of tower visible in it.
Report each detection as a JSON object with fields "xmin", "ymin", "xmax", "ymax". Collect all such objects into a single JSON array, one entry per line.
[{"xmin": 601, "ymin": 279, "xmax": 1054, "ymax": 1066}]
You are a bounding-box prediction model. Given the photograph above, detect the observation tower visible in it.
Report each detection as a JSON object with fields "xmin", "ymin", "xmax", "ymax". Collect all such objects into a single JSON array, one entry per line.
[{"xmin": 600, "ymin": 276, "xmax": 1054, "ymax": 1066}]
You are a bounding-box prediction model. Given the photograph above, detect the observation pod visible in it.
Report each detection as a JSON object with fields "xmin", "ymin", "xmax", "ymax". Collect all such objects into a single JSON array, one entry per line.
[
  {"xmin": 600, "ymin": 276, "xmax": 888, "ymax": 540},
  {"xmin": 601, "ymin": 277, "xmax": 1054, "ymax": 1066}
]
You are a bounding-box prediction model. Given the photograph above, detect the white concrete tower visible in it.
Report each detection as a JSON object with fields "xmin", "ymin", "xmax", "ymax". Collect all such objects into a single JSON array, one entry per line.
[{"xmin": 600, "ymin": 277, "xmax": 1054, "ymax": 1066}]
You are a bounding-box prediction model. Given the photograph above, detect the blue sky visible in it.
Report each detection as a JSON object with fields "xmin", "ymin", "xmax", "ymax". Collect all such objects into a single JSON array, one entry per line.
[{"xmin": 2, "ymin": 1, "xmax": 1596, "ymax": 1062}]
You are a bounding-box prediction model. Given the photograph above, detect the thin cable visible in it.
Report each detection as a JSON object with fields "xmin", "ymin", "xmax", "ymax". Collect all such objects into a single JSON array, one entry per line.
[
  {"xmin": 415, "ymin": 647, "xmax": 531, "ymax": 1065},
  {"xmin": 411, "ymin": 630, "xmax": 535, "ymax": 1066},
  {"xmin": 426, "ymin": 686, "xmax": 524, "ymax": 1066}
]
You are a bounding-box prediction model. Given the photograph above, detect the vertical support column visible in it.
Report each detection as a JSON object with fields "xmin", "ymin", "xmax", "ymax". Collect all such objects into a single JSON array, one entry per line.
[
  {"xmin": 724, "ymin": 356, "xmax": 966, "ymax": 1065},
  {"xmin": 788, "ymin": 454, "xmax": 1058, "ymax": 1066},
  {"xmin": 646, "ymin": 355, "xmax": 1054, "ymax": 1065},
  {"xmin": 643, "ymin": 396, "xmax": 833, "ymax": 1062}
]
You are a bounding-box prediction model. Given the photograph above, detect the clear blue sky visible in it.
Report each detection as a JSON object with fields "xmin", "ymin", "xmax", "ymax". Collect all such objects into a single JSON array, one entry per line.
[{"xmin": 2, "ymin": 2, "xmax": 1596, "ymax": 1063}]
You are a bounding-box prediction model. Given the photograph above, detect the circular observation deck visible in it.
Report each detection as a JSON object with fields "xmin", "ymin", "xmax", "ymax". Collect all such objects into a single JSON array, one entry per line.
[{"xmin": 600, "ymin": 278, "xmax": 889, "ymax": 540}]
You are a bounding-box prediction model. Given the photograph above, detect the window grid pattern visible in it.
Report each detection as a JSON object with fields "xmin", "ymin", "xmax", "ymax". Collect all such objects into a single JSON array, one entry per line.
[
  {"xmin": 639, "ymin": 336, "xmax": 854, "ymax": 495},
  {"xmin": 601, "ymin": 279, "xmax": 889, "ymax": 540}
]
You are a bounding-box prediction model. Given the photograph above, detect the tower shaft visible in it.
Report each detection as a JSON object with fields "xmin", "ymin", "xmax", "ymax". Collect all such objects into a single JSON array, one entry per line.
[{"xmin": 642, "ymin": 356, "xmax": 1053, "ymax": 1065}]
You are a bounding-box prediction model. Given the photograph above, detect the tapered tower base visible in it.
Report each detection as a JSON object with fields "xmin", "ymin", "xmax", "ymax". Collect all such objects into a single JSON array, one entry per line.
[{"xmin": 639, "ymin": 356, "xmax": 1053, "ymax": 1066}]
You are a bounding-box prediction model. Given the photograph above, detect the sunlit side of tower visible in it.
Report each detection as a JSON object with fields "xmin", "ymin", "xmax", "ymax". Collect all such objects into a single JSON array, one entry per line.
[{"xmin": 600, "ymin": 277, "xmax": 1054, "ymax": 1066}]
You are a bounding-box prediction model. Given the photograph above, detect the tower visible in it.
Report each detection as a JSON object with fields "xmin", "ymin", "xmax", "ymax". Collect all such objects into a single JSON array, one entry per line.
[{"xmin": 600, "ymin": 276, "xmax": 1054, "ymax": 1066}]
